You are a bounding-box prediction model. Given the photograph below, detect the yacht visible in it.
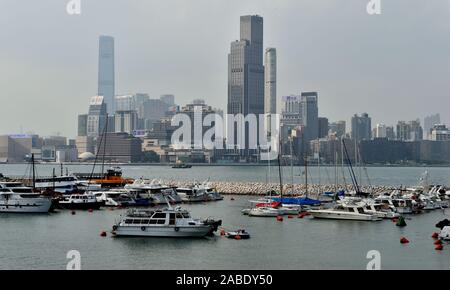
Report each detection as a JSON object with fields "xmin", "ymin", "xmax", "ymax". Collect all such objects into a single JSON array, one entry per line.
[
  {"xmin": 248, "ymin": 206, "xmax": 282, "ymax": 217},
  {"xmin": 176, "ymin": 186, "xmax": 210, "ymax": 202},
  {"xmin": 0, "ymin": 182, "xmax": 52, "ymax": 213},
  {"xmin": 57, "ymin": 193, "xmax": 105, "ymax": 210},
  {"xmin": 111, "ymin": 198, "xmax": 222, "ymax": 238},
  {"xmin": 125, "ymin": 179, "xmax": 182, "ymax": 205},
  {"xmin": 34, "ymin": 175, "xmax": 79, "ymax": 194},
  {"xmin": 309, "ymin": 201, "xmax": 382, "ymax": 221},
  {"xmin": 94, "ymin": 190, "xmax": 136, "ymax": 207},
  {"xmin": 74, "ymin": 167, "xmax": 134, "ymax": 189}
]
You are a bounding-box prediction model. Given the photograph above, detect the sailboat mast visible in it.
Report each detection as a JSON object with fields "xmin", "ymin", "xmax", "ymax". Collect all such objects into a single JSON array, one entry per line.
[
  {"xmin": 278, "ymin": 133, "xmax": 283, "ymax": 198},
  {"xmin": 31, "ymin": 153, "xmax": 36, "ymax": 190}
]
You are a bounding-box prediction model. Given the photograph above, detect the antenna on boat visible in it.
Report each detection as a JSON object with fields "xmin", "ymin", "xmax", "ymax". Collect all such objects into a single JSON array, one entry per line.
[{"xmin": 87, "ymin": 113, "xmax": 109, "ymax": 189}]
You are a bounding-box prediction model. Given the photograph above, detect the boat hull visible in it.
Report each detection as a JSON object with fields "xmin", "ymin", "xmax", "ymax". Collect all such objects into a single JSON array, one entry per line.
[
  {"xmin": 58, "ymin": 201, "xmax": 104, "ymax": 210},
  {"xmin": 112, "ymin": 225, "xmax": 212, "ymax": 238},
  {"xmin": 0, "ymin": 199, "xmax": 52, "ymax": 213},
  {"xmin": 309, "ymin": 210, "xmax": 382, "ymax": 221}
]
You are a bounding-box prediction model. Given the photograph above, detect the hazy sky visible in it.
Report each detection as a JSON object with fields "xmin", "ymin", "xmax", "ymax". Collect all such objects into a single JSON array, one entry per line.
[{"xmin": 0, "ymin": 0, "xmax": 449, "ymax": 137}]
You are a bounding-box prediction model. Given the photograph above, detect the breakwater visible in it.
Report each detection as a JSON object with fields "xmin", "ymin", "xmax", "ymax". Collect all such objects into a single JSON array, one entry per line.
[{"xmin": 162, "ymin": 180, "xmax": 394, "ymax": 197}]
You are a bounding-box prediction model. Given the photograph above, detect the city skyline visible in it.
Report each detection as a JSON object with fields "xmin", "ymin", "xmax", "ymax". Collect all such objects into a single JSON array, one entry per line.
[{"xmin": 1, "ymin": 0, "xmax": 449, "ymax": 137}]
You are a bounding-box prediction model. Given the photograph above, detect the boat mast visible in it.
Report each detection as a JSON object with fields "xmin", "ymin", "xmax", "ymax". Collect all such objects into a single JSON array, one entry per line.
[
  {"xmin": 101, "ymin": 113, "xmax": 109, "ymax": 176},
  {"xmin": 342, "ymin": 139, "xmax": 361, "ymax": 193},
  {"xmin": 304, "ymin": 137, "xmax": 308, "ymax": 199},
  {"xmin": 31, "ymin": 153, "xmax": 36, "ymax": 190},
  {"xmin": 278, "ymin": 132, "xmax": 283, "ymax": 198},
  {"xmin": 290, "ymin": 136, "xmax": 294, "ymax": 196}
]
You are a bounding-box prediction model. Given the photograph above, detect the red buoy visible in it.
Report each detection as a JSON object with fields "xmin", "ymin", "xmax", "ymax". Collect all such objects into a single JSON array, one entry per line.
[
  {"xmin": 234, "ymin": 235, "xmax": 241, "ymax": 240},
  {"xmin": 220, "ymin": 229, "xmax": 226, "ymax": 236},
  {"xmin": 288, "ymin": 215, "xmax": 293, "ymax": 219},
  {"xmin": 400, "ymin": 237, "xmax": 409, "ymax": 244},
  {"xmin": 88, "ymin": 208, "xmax": 93, "ymax": 213},
  {"xmin": 100, "ymin": 231, "xmax": 107, "ymax": 237},
  {"xmin": 434, "ymin": 239, "xmax": 443, "ymax": 245},
  {"xmin": 276, "ymin": 216, "xmax": 283, "ymax": 222},
  {"xmin": 432, "ymin": 232, "xmax": 439, "ymax": 239},
  {"xmin": 435, "ymin": 244, "xmax": 444, "ymax": 251}
]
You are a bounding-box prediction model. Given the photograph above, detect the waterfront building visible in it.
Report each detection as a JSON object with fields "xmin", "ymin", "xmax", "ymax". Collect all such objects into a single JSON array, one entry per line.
[
  {"xmin": 424, "ymin": 114, "xmax": 441, "ymax": 140},
  {"xmin": 142, "ymin": 98, "xmax": 171, "ymax": 129},
  {"xmin": 301, "ymin": 92, "xmax": 319, "ymax": 141},
  {"xmin": 98, "ymin": 35, "xmax": 115, "ymax": 114},
  {"xmin": 318, "ymin": 117, "xmax": 329, "ymax": 139},
  {"xmin": 386, "ymin": 126, "xmax": 395, "ymax": 140},
  {"xmin": 396, "ymin": 120, "xmax": 423, "ymax": 141},
  {"xmin": 228, "ymin": 15, "xmax": 265, "ymax": 154},
  {"xmin": 0, "ymin": 135, "xmax": 32, "ymax": 163},
  {"xmin": 329, "ymin": 121, "xmax": 346, "ymax": 138},
  {"xmin": 264, "ymin": 48, "xmax": 276, "ymax": 135},
  {"xmin": 87, "ymin": 96, "xmax": 107, "ymax": 138},
  {"xmin": 77, "ymin": 114, "xmax": 88, "ymax": 137},
  {"xmin": 114, "ymin": 110, "xmax": 138, "ymax": 134},
  {"xmin": 96, "ymin": 132, "xmax": 142, "ymax": 163},
  {"xmin": 75, "ymin": 136, "xmax": 95, "ymax": 154},
  {"xmin": 351, "ymin": 113, "xmax": 372, "ymax": 141},
  {"xmin": 374, "ymin": 124, "xmax": 387, "ymax": 138},
  {"xmin": 430, "ymin": 124, "xmax": 450, "ymax": 141},
  {"xmin": 160, "ymin": 94, "xmax": 175, "ymax": 106}
]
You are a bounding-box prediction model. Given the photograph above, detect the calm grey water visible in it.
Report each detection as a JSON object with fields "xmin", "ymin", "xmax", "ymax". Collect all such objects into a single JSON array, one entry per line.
[{"xmin": 0, "ymin": 164, "xmax": 450, "ymax": 270}]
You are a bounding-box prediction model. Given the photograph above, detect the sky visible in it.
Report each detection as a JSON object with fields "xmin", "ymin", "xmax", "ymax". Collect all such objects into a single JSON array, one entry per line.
[{"xmin": 0, "ymin": 0, "xmax": 449, "ymax": 138}]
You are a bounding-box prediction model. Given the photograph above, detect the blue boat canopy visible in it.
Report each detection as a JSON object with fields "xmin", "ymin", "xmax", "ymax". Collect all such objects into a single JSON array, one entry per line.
[{"xmin": 271, "ymin": 197, "xmax": 321, "ymax": 205}]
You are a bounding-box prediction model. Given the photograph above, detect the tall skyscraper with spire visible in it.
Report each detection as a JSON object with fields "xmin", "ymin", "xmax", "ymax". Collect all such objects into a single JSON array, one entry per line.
[
  {"xmin": 228, "ymin": 15, "xmax": 265, "ymax": 153},
  {"xmin": 98, "ymin": 35, "xmax": 115, "ymax": 115}
]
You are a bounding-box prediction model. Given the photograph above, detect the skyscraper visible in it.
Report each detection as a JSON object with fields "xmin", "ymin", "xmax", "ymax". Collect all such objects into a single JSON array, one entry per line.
[
  {"xmin": 87, "ymin": 96, "xmax": 107, "ymax": 138},
  {"xmin": 98, "ymin": 35, "xmax": 115, "ymax": 115},
  {"xmin": 228, "ymin": 15, "xmax": 265, "ymax": 152},
  {"xmin": 424, "ymin": 114, "xmax": 441, "ymax": 140},
  {"xmin": 301, "ymin": 92, "xmax": 319, "ymax": 141},
  {"xmin": 264, "ymin": 48, "xmax": 276, "ymax": 135},
  {"xmin": 351, "ymin": 113, "xmax": 372, "ymax": 141}
]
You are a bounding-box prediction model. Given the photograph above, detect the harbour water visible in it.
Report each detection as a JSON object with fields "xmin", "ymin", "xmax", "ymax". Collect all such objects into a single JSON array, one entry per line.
[{"xmin": 1, "ymin": 164, "xmax": 450, "ymax": 270}]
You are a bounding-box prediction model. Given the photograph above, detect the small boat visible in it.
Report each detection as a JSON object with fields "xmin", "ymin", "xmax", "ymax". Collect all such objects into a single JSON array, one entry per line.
[
  {"xmin": 57, "ymin": 193, "xmax": 105, "ymax": 210},
  {"xmin": 439, "ymin": 226, "xmax": 450, "ymax": 241},
  {"xmin": 125, "ymin": 179, "xmax": 182, "ymax": 205},
  {"xmin": 226, "ymin": 229, "xmax": 250, "ymax": 239},
  {"xmin": 111, "ymin": 197, "xmax": 222, "ymax": 238},
  {"xmin": 172, "ymin": 161, "xmax": 192, "ymax": 169},
  {"xmin": 74, "ymin": 167, "xmax": 134, "ymax": 189},
  {"xmin": 94, "ymin": 190, "xmax": 136, "ymax": 207},
  {"xmin": 0, "ymin": 182, "xmax": 52, "ymax": 213},
  {"xmin": 248, "ymin": 206, "xmax": 282, "ymax": 217},
  {"xmin": 309, "ymin": 201, "xmax": 382, "ymax": 221}
]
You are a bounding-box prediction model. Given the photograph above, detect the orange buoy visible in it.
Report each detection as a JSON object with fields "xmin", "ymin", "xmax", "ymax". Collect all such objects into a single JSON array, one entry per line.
[
  {"xmin": 234, "ymin": 235, "xmax": 241, "ymax": 240},
  {"xmin": 288, "ymin": 215, "xmax": 293, "ymax": 219},
  {"xmin": 434, "ymin": 239, "xmax": 443, "ymax": 245},
  {"xmin": 100, "ymin": 231, "xmax": 107, "ymax": 237},
  {"xmin": 432, "ymin": 232, "xmax": 439, "ymax": 239},
  {"xmin": 400, "ymin": 237, "xmax": 409, "ymax": 244},
  {"xmin": 435, "ymin": 244, "xmax": 444, "ymax": 251},
  {"xmin": 276, "ymin": 216, "xmax": 283, "ymax": 222}
]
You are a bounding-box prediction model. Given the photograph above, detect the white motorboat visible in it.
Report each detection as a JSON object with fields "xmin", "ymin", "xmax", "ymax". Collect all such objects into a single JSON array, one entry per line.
[
  {"xmin": 94, "ymin": 190, "xmax": 136, "ymax": 207},
  {"xmin": 34, "ymin": 175, "xmax": 80, "ymax": 194},
  {"xmin": 248, "ymin": 206, "xmax": 282, "ymax": 217},
  {"xmin": 111, "ymin": 197, "xmax": 222, "ymax": 238},
  {"xmin": 176, "ymin": 187, "xmax": 210, "ymax": 203},
  {"xmin": 125, "ymin": 179, "xmax": 182, "ymax": 205},
  {"xmin": 309, "ymin": 201, "xmax": 382, "ymax": 221},
  {"xmin": 57, "ymin": 193, "xmax": 105, "ymax": 210},
  {"xmin": 0, "ymin": 182, "xmax": 52, "ymax": 213}
]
